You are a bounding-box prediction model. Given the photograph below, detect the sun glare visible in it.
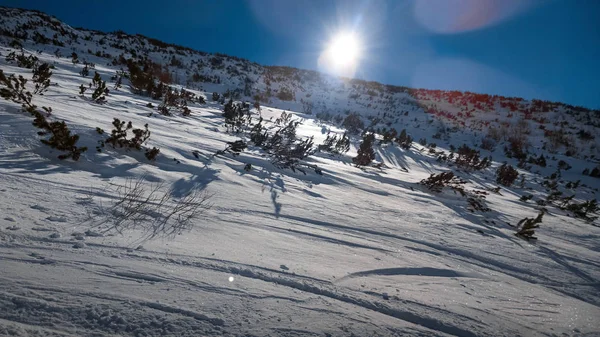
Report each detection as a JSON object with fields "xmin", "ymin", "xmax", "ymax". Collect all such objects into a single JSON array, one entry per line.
[
  {"xmin": 319, "ymin": 31, "xmax": 362, "ymax": 77},
  {"xmin": 328, "ymin": 33, "xmax": 359, "ymax": 67}
]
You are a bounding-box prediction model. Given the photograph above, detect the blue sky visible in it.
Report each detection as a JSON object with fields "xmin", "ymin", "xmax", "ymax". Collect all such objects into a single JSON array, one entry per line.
[{"xmin": 2, "ymin": 0, "xmax": 599, "ymax": 108}]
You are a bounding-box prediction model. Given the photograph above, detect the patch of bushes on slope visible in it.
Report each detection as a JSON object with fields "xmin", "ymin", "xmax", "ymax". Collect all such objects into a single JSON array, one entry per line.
[
  {"xmin": 496, "ymin": 163, "xmax": 519, "ymax": 187},
  {"xmin": 216, "ymin": 109, "xmax": 320, "ymax": 175},
  {"xmin": 515, "ymin": 211, "xmax": 543, "ymax": 240},
  {"xmin": 97, "ymin": 118, "xmax": 159, "ymax": 161},
  {"xmin": 455, "ymin": 144, "xmax": 491, "ymax": 171},
  {"xmin": 420, "ymin": 171, "xmax": 490, "ymax": 212},
  {"xmin": 5, "ymin": 51, "xmax": 39, "ymax": 69},
  {"xmin": 353, "ymin": 133, "xmax": 376, "ymax": 166},
  {"xmin": 0, "ymin": 69, "xmax": 87, "ymax": 160},
  {"xmin": 318, "ymin": 132, "xmax": 350, "ymax": 155}
]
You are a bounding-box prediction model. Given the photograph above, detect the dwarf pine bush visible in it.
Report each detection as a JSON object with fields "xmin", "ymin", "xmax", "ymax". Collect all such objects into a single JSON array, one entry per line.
[
  {"xmin": 353, "ymin": 133, "xmax": 375, "ymax": 166},
  {"xmin": 515, "ymin": 211, "xmax": 543, "ymax": 240},
  {"xmin": 496, "ymin": 163, "xmax": 519, "ymax": 187},
  {"xmin": 32, "ymin": 63, "xmax": 52, "ymax": 95},
  {"xmin": 0, "ymin": 70, "xmax": 87, "ymax": 160}
]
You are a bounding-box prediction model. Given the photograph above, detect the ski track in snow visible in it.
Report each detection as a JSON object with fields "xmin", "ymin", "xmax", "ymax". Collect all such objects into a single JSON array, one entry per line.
[{"xmin": 0, "ymin": 8, "xmax": 600, "ymax": 336}]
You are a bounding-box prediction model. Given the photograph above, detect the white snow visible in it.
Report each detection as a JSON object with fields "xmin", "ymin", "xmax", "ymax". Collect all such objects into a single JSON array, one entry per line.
[{"xmin": 0, "ymin": 7, "xmax": 599, "ymax": 337}]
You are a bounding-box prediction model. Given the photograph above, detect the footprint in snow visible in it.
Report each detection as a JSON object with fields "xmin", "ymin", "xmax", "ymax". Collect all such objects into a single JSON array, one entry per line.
[
  {"xmin": 84, "ymin": 230, "xmax": 104, "ymax": 237},
  {"xmin": 32, "ymin": 227, "xmax": 53, "ymax": 232},
  {"xmin": 73, "ymin": 242, "xmax": 86, "ymax": 249},
  {"xmin": 71, "ymin": 232, "xmax": 86, "ymax": 241},
  {"xmin": 6, "ymin": 225, "xmax": 20, "ymax": 231},
  {"xmin": 4, "ymin": 217, "xmax": 15, "ymax": 222},
  {"xmin": 29, "ymin": 252, "xmax": 45, "ymax": 259},
  {"xmin": 280, "ymin": 264, "xmax": 289, "ymax": 271},
  {"xmin": 46, "ymin": 216, "xmax": 67, "ymax": 222},
  {"xmin": 30, "ymin": 204, "xmax": 50, "ymax": 212}
]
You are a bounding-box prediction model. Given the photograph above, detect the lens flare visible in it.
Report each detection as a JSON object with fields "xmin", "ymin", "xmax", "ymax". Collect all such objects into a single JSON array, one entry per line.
[
  {"xmin": 413, "ymin": 0, "xmax": 538, "ymax": 34},
  {"xmin": 328, "ymin": 33, "xmax": 359, "ymax": 67},
  {"xmin": 319, "ymin": 31, "xmax": 362, "ymax": 77}
]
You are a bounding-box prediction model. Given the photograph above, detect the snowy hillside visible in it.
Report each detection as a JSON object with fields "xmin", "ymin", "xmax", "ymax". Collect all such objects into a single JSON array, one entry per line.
[{"xmin": 0, "ymin": 6, "xmax": 599, "ymax": 337}]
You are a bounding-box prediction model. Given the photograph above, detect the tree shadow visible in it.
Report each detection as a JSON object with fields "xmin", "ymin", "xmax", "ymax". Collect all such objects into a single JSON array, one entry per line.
[
  {"xmin": 170, "ymin": 168, "xmax": 220, "ymax": 198},
  {"xmin": 216, "ymin": 153, "xmax": 295, "ymax": 218},
  {"xmin": 375, "ymin": 145, "xmax": 410, "ymax": 171},
  {"xmin": 405, "ymin": 183, "xmax": 525, "ymax": 247},
  {"xmin": 271, "ymin": 189, "xmax": 282, "ymax": 218}
]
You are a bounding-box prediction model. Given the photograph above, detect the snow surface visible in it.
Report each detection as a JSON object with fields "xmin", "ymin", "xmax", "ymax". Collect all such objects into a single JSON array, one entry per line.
[{"xmin": 0, "ymin": 7, "xmax": 600, "ymax": 337}]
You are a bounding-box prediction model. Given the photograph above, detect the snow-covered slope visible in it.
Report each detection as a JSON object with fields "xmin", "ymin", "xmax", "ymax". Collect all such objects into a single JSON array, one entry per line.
[{"xmin": 0, "ymin": 7, "xmax": 599, "ymax": 337}]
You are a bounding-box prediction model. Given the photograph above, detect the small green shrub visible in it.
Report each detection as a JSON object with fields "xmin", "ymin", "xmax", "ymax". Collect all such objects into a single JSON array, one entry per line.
[
  {"xmin": 496, "ymin": 163, "xmax": 519, "ymax": 187},
  {"xmin": 515, "ymin": 211, "xmax": 543, "ymax": 240},
  {"xmin": 352, "ymin": 133, "xmax": 375, "ymax": 166},
  {"xmin": 32, "ymin": 63, "xmax": 52, "ymax": 95}
]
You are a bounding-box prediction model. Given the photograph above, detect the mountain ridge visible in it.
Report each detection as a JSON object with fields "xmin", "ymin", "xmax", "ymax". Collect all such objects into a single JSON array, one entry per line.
[{"xmin": 2, "ymin": 5, "xmax": 598, "ymax": 112}]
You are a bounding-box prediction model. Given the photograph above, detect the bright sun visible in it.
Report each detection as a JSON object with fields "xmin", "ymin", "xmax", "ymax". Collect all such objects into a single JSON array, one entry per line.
[
  {"xmin": 319, "ymin": 31, "xmax": 362, "ymax": 76},
  {"xmin": 327, "ymin": 33, "xmax": 360, "ymax": 67}
]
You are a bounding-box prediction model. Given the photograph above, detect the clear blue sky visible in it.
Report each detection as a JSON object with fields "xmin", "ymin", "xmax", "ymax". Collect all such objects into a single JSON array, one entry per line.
[{"xmin": 2, "ymin": 0, "xmax": 599, "ymax": 108}]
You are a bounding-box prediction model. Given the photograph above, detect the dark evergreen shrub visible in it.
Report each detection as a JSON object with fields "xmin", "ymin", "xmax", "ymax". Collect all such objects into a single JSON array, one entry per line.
[
  {"xmin": 145, "ymin": 147, "xmax": 160, "ymax": 161},
  {"xmin": 565, "ymin": 199, "xmax": 598, "ymax": 221},
  {"xmin": 557, "ymin": 160, "xmax": 571, "ymax": 171},
  {"xmin": 520, "ymin": 194, "xmax": 533, "ymax": 202},
  {"xmin": 0, "ymin": 70, "xmax": 86, "ymax": 160},
  {"xmin": 32, "ymin": 111, "xmax": 87, "ymax": 160},
  {"xmin": 528, "ymin": 154, "xmax": 546, "ymax": 167},
  {"xmin": 515, "ymin": 211, "xmax": 543, "ymax": 240},
  {"xmin": 0, "ymin": 71, "xmax": 32, "ymax": 105},
  {"xmin": 80, "ymin": 64, "xmax": 89, "ymax": 77},
  {"xmin": 6, "ymin": 51, "xmax": 38, "ymax": 68},
  {"xmin": 32, "ymin": 63, "xmax": 52, "ymax": 95},
  {"xmin": 456, "ymin": 144, "xmax": 491, "ymax": 170},
  {"xmin": 103, "ymin": 119, "xmax": 150, "ymax": 150},
  {"xmin": 318, "ymin": 133, "xmax": 337, "ymax": 153},
  {"xmin": 342, "ymin": 113, "xmax": 364, "ymax": 134},
  {"xmin": 335, "ymin": 132, "xmax": 351, "ymax": 154},
  {"xmin": 250, "ymin": 117, "xmax": 269, "ymax": 146},
  {"xmin": 381, "ymin": 128, "xmax": 397, "ymax": 144},
  {"xmin": 216, "ymin": 140, "xmax": 247, "ymax": 157},
  {"xmin": 222, "ymin": 99, "xmax": 250, "ymax": 133},
  {"xmin": 319, "ymin": 132, "xmax": 350, "ymax": 154},
  {"xmin": 91, "ymin": 80, "xmax": 109, "ymax": 103},
  {"xmin": 496, "ymin": 163, "xmax": 519, "ymax": 187},
  {"xmin": 505, "ymin": 136, "xmax": 527, "ymax": 160},
  {"xmin": 352, "ymin": 133, "xmax": 375, "ymax": 166},
  {"xmin": 420, "ymin": 172, "xmax": 467, "ymax": 193}
]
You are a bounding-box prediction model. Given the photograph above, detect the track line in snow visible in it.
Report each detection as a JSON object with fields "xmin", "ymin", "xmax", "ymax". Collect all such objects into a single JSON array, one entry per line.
[
  {"xmin": 111, "ymin": 249, "xmax": 486, "ymax": 337},
  {"xmin": 339, "ymin": 267, "xmax": 479, "ymax": 280}
]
